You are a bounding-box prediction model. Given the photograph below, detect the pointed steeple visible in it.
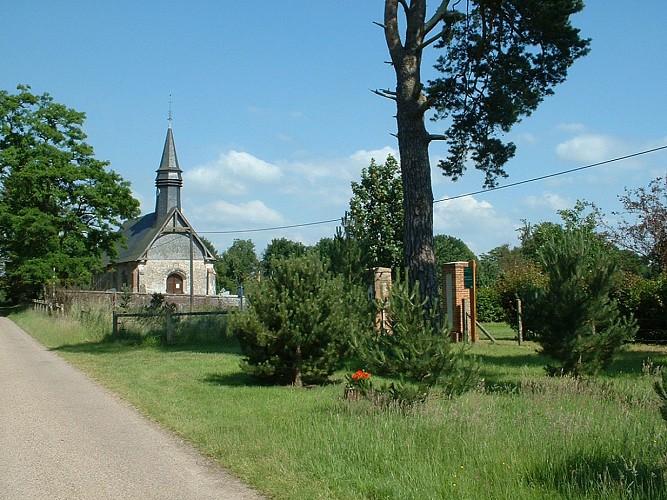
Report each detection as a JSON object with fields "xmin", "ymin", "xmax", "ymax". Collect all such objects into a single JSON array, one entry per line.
[{"xmin": 155, "ymin": 118, "xmax": 183, "ymax": 220}]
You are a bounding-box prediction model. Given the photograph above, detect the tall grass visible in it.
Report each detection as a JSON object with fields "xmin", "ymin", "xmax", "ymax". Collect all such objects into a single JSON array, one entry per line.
[{"xmin": 11, "ymin": 310, "xmax": 667, "ymax": 499}]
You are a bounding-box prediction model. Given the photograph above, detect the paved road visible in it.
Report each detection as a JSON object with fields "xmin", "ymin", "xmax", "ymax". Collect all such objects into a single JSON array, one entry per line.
[{"xmin": 0, "ymin": 317, "xmax": 264, "ymax": 500}]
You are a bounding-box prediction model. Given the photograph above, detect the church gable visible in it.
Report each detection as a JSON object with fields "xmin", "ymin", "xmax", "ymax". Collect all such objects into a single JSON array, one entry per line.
[{"xmin": 95, "ymin": 119, "xmax": 216, "ymax": 296}]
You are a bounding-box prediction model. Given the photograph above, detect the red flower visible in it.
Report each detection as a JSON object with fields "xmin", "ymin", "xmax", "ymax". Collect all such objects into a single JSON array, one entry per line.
[{"xmin": 351, "ymin": 369, "xmax": 371, "ymax": 381}]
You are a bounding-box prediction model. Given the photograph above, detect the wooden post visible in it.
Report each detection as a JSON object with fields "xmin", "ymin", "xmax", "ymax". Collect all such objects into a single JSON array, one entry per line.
[
  {"xmin": 469, "ymin": 260, "xmax": 477, "ymax": 343},
  {"xmin": 112, "ymin": 312, "xmax": 118, "ymax": 340},
  {"xmin": 189, "ymin": 230, "xmax": 194, "ymax": 312},
  {"xmin": 166, "ymin": 310, "xmax": 174, "ymax": 344},
  {"xmin": 462, "ymin": 298, "xmax": 470, "ymax": 343},
  {"xmin": 517, "ymin": 298, "xmax": 524, "ymax": 345}
]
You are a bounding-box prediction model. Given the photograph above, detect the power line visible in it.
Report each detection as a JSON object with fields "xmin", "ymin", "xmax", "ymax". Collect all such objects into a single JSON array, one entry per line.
[
  {"xmin": 199, "ymin": 145, "xmax": 667, "ymax": 236},
  {"xmin": 435, "ymin": 144, "xmax": 667, "ymax": 203},
  {"xmin": 199, "ymin": 218, "xmax": 341, "ymax": 235}
]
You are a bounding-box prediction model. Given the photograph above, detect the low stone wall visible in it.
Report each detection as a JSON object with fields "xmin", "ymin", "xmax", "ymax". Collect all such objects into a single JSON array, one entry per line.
[{"xmin": 61, "ymin": 290, "xmax": 241, "ymax": 313}]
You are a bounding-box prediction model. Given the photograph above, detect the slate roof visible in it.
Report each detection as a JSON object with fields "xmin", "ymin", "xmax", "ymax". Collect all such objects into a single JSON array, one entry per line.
[
  {"xmin": 106, "ymin": 208, "xmax": 216, "ymax": 265},
  {"xmin": 113, "ymin": 212, "xmax": 160, "ymax": 264}
]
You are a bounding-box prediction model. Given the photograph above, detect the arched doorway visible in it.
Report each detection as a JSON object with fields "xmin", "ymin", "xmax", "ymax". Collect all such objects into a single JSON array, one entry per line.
[{"xmin": 166, "ymin": 273, "xmax": 184, "ymax": 294}]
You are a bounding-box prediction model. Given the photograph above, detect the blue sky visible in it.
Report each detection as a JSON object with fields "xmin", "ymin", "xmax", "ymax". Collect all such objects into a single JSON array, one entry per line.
[{"xmin": 2, "ymin": 1, "xmax": 666, "ymax": 257}]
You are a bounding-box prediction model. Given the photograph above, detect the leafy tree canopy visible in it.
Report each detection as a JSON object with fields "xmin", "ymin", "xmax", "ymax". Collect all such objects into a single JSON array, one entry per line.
[
  {"xmin": 605, "ymin": 177, "xmax": 667, "ymax": 274},
  {"xmin": 0, "ymin": 85, "xmax": 140, "ymax": 301},
  {"xmin": 477, "ymin": 243, "xmax": 521, "ymax": 287},
  {"xmin": 216, "ymin": 239, "xmax": 259, "ymax": 292},
  {"xmin": 433, "ymin": 234, "xmax": 476, "ymax": 265},
  {"xmin": 261, "ymin": 237, "xmax": 308, "ymax": 276},
  {"xmin": 346, "ymin": 154, "xmax": 404, "ymax": 270}
]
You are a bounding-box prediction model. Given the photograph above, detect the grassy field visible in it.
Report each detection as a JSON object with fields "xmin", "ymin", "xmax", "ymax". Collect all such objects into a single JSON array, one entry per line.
[{"xmin": 10, "ymin": 310, "xmax": 667, "ymax": 499}]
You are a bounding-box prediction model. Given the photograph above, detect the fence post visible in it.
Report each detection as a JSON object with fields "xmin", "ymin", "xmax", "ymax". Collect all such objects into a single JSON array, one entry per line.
[
  {"xmin": 517, "ymin": 298, "xmax": 523, "ymax": 345},
  {"xmin": 112, "ymin": 312, "xmax": 118, "ymax": 340},
  {"xmin": 462, "ymin": 298, "xmax": 470, "ymax": 343},
  {"xmin": 166, "ymin": 311, "xmax": 174, "ymax": 344},
  {"xmin": 237, "ymin": 285, "xmax": 244, "ymax": 312}
]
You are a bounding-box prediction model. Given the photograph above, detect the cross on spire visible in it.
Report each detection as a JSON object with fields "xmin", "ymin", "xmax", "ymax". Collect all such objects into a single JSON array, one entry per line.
[{"xmin": 168, "ymin": 94, "xmax": 173, "ymax": 128}]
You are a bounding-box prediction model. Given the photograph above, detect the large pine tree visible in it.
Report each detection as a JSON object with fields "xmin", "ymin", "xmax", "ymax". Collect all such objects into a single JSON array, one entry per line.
[{"xmin": 380, "ymin": 1, "xmax": 590, "ymax": 310}]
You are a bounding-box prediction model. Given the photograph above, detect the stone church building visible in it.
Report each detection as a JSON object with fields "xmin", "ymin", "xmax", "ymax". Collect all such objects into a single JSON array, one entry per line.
[{"xmin": 94, "ymin": 122, "xmax": 216, "ymax": 295}]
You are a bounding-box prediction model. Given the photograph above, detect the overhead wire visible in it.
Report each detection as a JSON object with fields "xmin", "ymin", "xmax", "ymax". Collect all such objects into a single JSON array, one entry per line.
[{"xmin": 198, "ymin": 144, "xmax": 667, "ymax": 236}]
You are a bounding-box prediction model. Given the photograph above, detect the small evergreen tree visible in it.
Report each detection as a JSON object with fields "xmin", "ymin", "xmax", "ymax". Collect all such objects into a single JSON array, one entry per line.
[
  {"xmin": 230, "ymin": 253, "xmax": 362, "ymax": 386},
  {"xmin": 533, "ymin": 229, "xmax": 637, "ymax": 376},
  {"xmin": 358, "ymin": 274, "xmax": 478, "ymax": 402}
]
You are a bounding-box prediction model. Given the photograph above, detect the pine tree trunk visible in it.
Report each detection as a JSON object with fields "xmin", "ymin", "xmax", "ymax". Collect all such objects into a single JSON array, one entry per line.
[
  {"xmin": 385, "ymin": 0, "xmax": 440, "ymax": 311},
  {"xmin": 396, "ymin": 96, "xmax": 439, "ymax": 307}
]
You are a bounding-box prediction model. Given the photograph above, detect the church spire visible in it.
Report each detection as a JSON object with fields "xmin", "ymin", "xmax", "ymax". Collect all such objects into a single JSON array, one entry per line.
[{"xmin": 155, "ymin": 105, "xmax": 183, "ymax": 220}]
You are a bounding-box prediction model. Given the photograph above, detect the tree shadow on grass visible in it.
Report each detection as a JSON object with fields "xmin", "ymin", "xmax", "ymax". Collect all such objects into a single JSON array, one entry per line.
[
  {"xmin": 51, "ymin": 340, "xmax": 132, "ymax": 355},
  {"xmin": 529, "ymin": 452, "xmax": 667, "ymax": 498},
  {"xmin": 51, "ymin": 334, "xmax": 243, "ymax": 356},
  {"xmin": 606, "ymin": 347, "xmax": 667, "ymax": 377},
  {"xmin": 473, "ymin": 351, "xmax": 550, "ymax": 391},
  {"xmin": 202, "ymin": 372, "xmax": 274, "ymax": 388}
]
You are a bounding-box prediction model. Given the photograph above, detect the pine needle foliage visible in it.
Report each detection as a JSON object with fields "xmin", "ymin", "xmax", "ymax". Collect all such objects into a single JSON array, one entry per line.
[
  {"xmin": 533, "ymin": 229, "xmax": 637, "ymax": 376},
  {"xmin": 358, "ymin": 273, "xmax": 478, "ymax": 401},
  {"xmin": 230, "ymin": 253, "xmax": 363, "ymax": 386}
]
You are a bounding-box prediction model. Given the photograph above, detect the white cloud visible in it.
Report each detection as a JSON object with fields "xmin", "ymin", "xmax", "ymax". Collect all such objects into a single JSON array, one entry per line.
[
  {"xmin": 184, "ymin": 151, "xmax": 283, "ymax": 195},
  {"xmin": 348, "ymin": 146, "xmax": 398, "ymax": 166},
  {"xmin": 522, "ymin": 192, "xmax": 571, "ymax": 211},
  {"xmin": 433, "ymin": 196, "xmax": 518, "ymax": 254},
  {"xmin": 556, "ymin": 123, "xmax": 587, "ymax": 133},
  {"xmin": 194, "ymin": 199, "xmax": 285, "ymax": 226},
  {"xmin": 280, "ymin": 146, "xmax": 399, "ymax": 186},
  {"xmin": 555, "ymin": 134, "xmax": 621, "ymax": 163},
  {"xmin": 516, "ymin": 132, "xmax": 538, "ymax": 144},
  {"xmin": 132, "ymin": 189, "xmax": 151, "ymax": 215}
]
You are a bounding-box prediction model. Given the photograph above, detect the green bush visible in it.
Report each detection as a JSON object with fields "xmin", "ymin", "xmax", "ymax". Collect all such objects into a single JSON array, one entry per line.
[
  {"xmin": 475, "ymin": 285, "xmax": 505, "ymax": 323},
  {"xmin": 493, "ymin": 259, "xmax": 548, "ymax": 337},
  {"xmin": 614, "ymin": 272, "xmax": 667, "ymax": 342},
  {"xmin": 230, "ymin": 254, "xmax": 363, "ymax": 386}
]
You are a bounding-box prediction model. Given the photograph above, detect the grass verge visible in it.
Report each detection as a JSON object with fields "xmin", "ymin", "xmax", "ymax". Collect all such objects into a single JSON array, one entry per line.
[{"xmin": 11, "ymin": 309, "xmax": 667, "ymax": 499}]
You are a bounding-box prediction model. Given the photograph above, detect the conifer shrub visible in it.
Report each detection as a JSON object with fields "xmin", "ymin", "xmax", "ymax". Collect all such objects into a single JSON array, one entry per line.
[
  {"xmin": 356, "ymin": 274, "xmax": 478, "ymax": 404},
  {"xmin": 532, "ymin": 230, "xmax": 637, "ymax": 376},
  {"xmin": 229, "ymin": 253, "xmax": 363, "ymax": 386}
]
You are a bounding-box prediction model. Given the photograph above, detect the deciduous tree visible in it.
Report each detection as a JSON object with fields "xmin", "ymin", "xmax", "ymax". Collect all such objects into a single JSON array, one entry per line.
[
  {"xmin": 346, "ymin": 154, "xmax": 404, "ymax": 271},
  {"xmin": 379, "ymin": 1, "xmax": 589, "ymax": 310},
  {"xmin": 608, "ymin": 177, "xmax": 667, "ymax": 273},
  {"xmin": 216, "ymin": 239, "xmax": 259, "ymax": 292},
  {"xmin": 261, "ymin": 237, "xmax": 307, "ymax": 277},
  {"xmin": 0, "ymin": 85, "xmax": 140, "ymax": 301}
]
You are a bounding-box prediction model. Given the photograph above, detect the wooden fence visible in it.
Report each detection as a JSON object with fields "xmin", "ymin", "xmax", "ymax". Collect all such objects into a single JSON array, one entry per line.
[{"xmin": 32, "ymin": 299, "xmax": 64, "ymax": 315}]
